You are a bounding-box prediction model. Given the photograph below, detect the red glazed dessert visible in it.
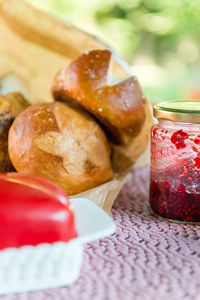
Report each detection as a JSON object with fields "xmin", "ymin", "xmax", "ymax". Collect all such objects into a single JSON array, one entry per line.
[
  {"xmin": 150, "ymin": 100, "xmax": 200, "ymax": 223},
  {"xmin": 0, "ymin": 173, "xmax": 77, "ymax": 249}
]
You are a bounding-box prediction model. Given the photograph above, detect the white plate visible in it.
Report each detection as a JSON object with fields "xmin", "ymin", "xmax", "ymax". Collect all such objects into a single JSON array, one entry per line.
[{"xmin": 0, "ymin": 198, "xmax": 116, "ymax": 295}]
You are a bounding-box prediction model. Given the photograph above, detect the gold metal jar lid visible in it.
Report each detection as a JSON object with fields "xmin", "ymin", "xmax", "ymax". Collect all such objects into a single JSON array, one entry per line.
[{"xmin": 153, "ymin": 100, "xmax": 200, "ymax": 123}]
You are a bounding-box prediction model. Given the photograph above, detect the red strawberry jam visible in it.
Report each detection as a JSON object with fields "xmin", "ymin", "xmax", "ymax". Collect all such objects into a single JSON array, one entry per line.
[
  {"xmin": 150, "ymin": 180, "xmax": 200, "ymax": 222},
  {"xmin": 150, "ymin": 117, "xmax": 200, "ymax": 223},
  {"xmin": 151, "ymin": 100, "xmax": 200, "ymax": 223}
]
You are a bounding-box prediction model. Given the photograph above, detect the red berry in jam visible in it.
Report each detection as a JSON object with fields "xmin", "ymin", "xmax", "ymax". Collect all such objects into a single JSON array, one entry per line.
[
  {"xmin": 194, "ymin": 153, "xmax": 200, "ymax": 169},
  {"xmin": 194, "ymin": 134, "xmax": 200, "ymax": 145},
  {"xmin": 192, "ymin": 146, "xmax": 198, "ymax": 153},
  {"xmin": 153, "ymin": 127, "xmax": 158, "ymax": 136},
  {"xmin": 171, "ymin": 130, "xmax": 189, "ymax": 150}
]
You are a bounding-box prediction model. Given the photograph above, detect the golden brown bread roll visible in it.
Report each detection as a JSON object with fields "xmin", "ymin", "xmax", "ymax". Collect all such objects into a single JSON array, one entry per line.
[
  {"xmin": 52, "ymin": 49, "xmax": 146, "ymax": 145},
  {"xmin": 0, "ymin": 92, "xmax": 29, "ymax": 172},
  {"xmin": 8, "ymin": 102, "xmax": 113, "ymax": 195}
]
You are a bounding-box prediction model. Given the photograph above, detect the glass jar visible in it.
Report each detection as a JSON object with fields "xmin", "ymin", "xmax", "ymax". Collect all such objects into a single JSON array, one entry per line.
[{"xmin": 150, "ymin": 100, "xmax": 200, "ymax": 223}]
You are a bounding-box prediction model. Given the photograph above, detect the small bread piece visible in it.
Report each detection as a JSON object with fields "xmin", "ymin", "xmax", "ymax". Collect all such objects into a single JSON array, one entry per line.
[
  {"xmin": 0, "ymin": 92, "xmax": 29, "ymax": 172},
  {"xmin": 0, "ymin": 111, "xmax": 14, "ymax": 171},
  {"xmin": 52, "ymin": 49, "xmax": 146, "ymax": 145},
  {"xmin": 8, "ymin": 102, "xmax": 113, "ymax": 195},
  {"xmin": 0, "ymin": 92, "xmax": 30, "ymax": 117}
]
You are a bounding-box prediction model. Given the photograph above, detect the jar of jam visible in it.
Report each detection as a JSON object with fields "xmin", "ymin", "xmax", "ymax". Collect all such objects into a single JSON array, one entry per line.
[{"xmin": 150, "ymin": 100, "xmax": 200, "ymax": 223}]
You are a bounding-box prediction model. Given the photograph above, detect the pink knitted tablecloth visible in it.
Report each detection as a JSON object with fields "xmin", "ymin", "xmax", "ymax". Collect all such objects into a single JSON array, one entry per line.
[{"xmin": 1, "ymin": 167, "xmax": 200, "ymax": 300}]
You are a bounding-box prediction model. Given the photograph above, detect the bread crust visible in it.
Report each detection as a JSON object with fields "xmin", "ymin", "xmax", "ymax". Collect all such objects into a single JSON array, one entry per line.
[
  {"xmin": 8, "ymin": 102, "xmax": 113, "ymax": 195},
  {"xmin": 52, "ymin": 49, "xmax": 146, "ymax": 145},
  {"xmin": 0, "ymin": 92, "xmax": 29, "ymax": 172}
]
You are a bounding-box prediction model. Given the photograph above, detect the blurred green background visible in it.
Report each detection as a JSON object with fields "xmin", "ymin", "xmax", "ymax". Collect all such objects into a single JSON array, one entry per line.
[{"xmin": 27, "ymin": 0, "xmax": 200, "ymax": 102}]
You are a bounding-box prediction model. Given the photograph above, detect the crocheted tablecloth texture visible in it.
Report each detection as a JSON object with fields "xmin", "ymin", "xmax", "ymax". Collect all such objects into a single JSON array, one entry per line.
[{"xmin": 1, "ymin": 167, "xmax": 200, "ymax": 300}]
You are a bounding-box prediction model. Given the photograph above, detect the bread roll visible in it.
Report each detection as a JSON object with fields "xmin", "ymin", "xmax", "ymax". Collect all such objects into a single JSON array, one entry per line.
[
  {"xmin": 8, "ymin": 102, "xmax": 113, "ymax": 195},
  {"xmin": 0, "ymin": 92, "xmax": 29, "ymax": 172},
  {"xmin": 52, "ymin": 49, "xmax": 146, "ymax": 145}
]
